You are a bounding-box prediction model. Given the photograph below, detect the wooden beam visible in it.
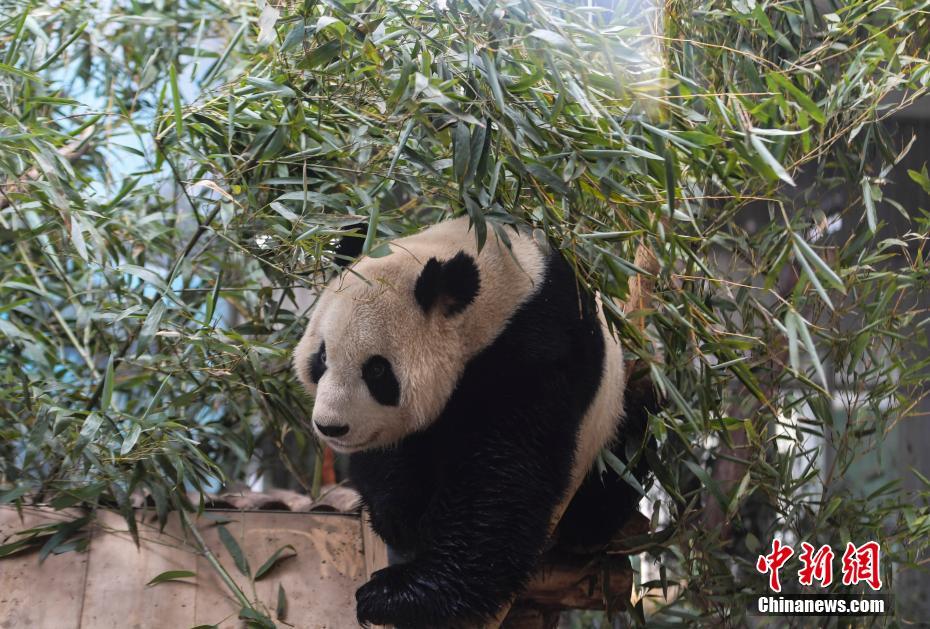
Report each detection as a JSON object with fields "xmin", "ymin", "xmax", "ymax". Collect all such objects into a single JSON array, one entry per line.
[{"xmin": 501, "ymin": 512, "xmax": 650, "ymax": 627}]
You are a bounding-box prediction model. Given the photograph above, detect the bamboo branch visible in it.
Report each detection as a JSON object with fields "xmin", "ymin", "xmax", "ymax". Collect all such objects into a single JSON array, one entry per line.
[{"xmin": 178, "ymin": 509, "xmax": 253, "ymax": 611}]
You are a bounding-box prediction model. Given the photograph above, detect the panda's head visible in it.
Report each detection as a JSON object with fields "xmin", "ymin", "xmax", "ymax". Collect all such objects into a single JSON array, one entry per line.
[{"xmin": 293, "ymin": 248, "xmax": 481, "ymax": 453}]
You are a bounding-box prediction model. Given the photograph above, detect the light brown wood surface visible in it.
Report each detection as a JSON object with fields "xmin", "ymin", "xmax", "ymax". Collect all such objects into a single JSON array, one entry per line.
[
  {"xmin": 0, "ymin": 506, "xmax": 371, "ymax": 629},
  {"xmin": 0, "ymin": 508, "xmax": 89, "ymax": 629}
]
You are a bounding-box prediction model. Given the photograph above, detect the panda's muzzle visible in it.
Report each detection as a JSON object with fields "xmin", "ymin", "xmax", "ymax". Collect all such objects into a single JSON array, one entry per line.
[{"xmin": 314, "ymin": 421, "xmax": 350, "ymax": 438}]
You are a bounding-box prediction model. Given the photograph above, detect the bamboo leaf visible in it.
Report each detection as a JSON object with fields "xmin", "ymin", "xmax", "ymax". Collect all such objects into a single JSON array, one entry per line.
[
  {"xmin": 527, "ymin": 29, "xmax": 570, "ymax": 49},
  {"xmin": 786, "ymin": 310, "xmax": 800, "ymax": 373},
  {"xmin": 138, "ymin": 300, "xmax": 167, "ymax": 350},
  {"xmin": 276, "ymin": 584, "xmax": 287, "ymax": 620},
  {"xmin": 70, "ymin": 213, "xmax": 88, "ymax": 262},
  {"xmin": 101, "ymin": 353, "xmax": 115, "ymax": 411},
  {"xmin": 238, "ymin": 608, "xmax": 276, "ymax": 629},
  {"xmin": 254, "ymin": 545, "xmax": 296, "ymax": 581},
  {"xmin": 169, "ymin": 63, "xmax": 183, "ymax": 135},
  {"xmin": 792, "ymin": 234, "xmax": 845, "ymax": 294},
  {"xmin": 862, "ymin": 177, "xmax": 877, "ymax": 233},
  {"xmin": 750, "ymin": 133, "xmax": 795, "ymax": 186},
  {"xmin": 480, "ymin": 51, "xmax": 506, "ymax": 113},
  {"xmin": 794, "ymin": 312, "xmax": 830, "ymax": 392},
  {"xmin": 218, "ymin": 526, "xmax": 250, "ymax": 577},
  {"xmin": 147, "ymin": 570, "xmax": 197, "ymax": 586}
]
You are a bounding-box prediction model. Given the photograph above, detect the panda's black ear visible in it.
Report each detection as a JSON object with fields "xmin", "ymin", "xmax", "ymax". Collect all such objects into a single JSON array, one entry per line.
[
  {"xmin": 414, "ymin": 251, "xmax": 480, "ymax": 316},
  {"xmin": 332, "ymin": 223, "xmax": 368, "ymax": 267}
]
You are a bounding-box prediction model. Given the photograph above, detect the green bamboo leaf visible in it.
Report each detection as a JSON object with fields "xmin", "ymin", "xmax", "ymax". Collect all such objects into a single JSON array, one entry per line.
[
  {"xmin": 79, "ymin": 412, "xmax": 103, "ymax": 442},
  {"xmin": 254, "ymin": 545, "xmax": 297, "ymax": 581},
  {"xmin": 728, "ymin": 360, "xmax": 766, "ymax": 403},
  {"xmin": 169, "ymin": 63, "xmax": 183, "ymax": 135},
  {"xmin": 276, "ymin": 584, "xmax": 287, "ymax": 620},
  {"xmin": 0, "ymin": 485, "xmax": 32, "ymax": 504},
  {"xmin": 526, "ymin": 163, "xmax": 570, "ymax": 197},
  {"xmin": 452, "ymin": 123, "xmax": 470, "ymax": 183},
  {"xmin": 217, "ymin": 526, "xmax": 250, "ymax": 577},
  {"xmin": 623, "ymin": 145, "xmax": 663, "ymax": 161},
  {"xmin": 768, "ymin": 72, "xmax": 824, "ymax": 124},
  {"xmin": 861, "ymin": 177, "xmax": 877, "ymax": 233},
  {"xmin": 908, "ymin": 165, "xmax": 930, "ymax": 194},
  {"xmin": 786, "ymin": 311, "xmax": 800, "ymax": 373},
  {"xmin": 238, "ymin": 608, "xmax": 275, "ymax": 628},
  {"xmin": 147, "ymin": 570, "xmax": 197, "ymax": 586},
  {"xmin": 753, "ymin": 5, "xmax": 796, "ymax": 53},
  {"xmin": 601, "ymin": 450, "xmax": 645, "ymax": 496},
  {"xmin": 315, "ymin": 15, "xmax": 345, "ymax": 36},
  {"xmin": 794, "ymin": 312, "xmax": 830, "ymax": 392},
  {"xmin": 38, "ymin": 516, "xmax": 90, "ymax": 563},
  {"xmin": 118, "ymin": 265, "xmax": 171, "ymax": 294},
  {"xmin": 0, "ymin": 538, "xmax": 40, "ymax": 558},
  {"xmin": 480, "ymin": 51, "xmax": 506, "ymax": 113},
  {"xmin": 527, "ymin": 29, "xmax": 570, "ymax": 49},
  {"xmin": 204, "ymin": 271, "xmax": 223, "ymax": 326},
  {"xmin": 138, "ymin": 299, "xmax": 167, "ymax": 350},
  {"xmin": 792, "ymin": 234, "xmax": 845, "ymax": 294},
  {"xmin": 257, "ymin": 2, "xmax": 280, "ymax": 47},
  {"xmin": 750, "ymin": 133, "xmax": 795, "ymax": 186},
  {"xmin": 386, "ymin": 118, "xmax": 414, "ymax": 181},
  {"xmin": 70, "ymin": 213, "xmax": 88, "ymax": 262},
  {"xmin": 649, "ymin": 363, "xmax": 698, "ymax": 426},
  {"xmin": 684, "ymin": 460, "xmax": 728, "ymax": 514},
  {"xmin": 792, "ymin": 243, "xmax": 834, "ymax": 310},
  {"xmin": 120, "ymin": 423, "xmax": 142, "ymax": 455},
  {"xmin": 203, "ymin": 22, "xmax": 246, "ymax": 82},
  {"xmin": 35, "ymin": 21, "xmax": 88, "ymax": 71},
  {"xmin": 726, "ymin": 471, "xmax": 752, "ymax": 519},
  {"xmin": 101, "ymin": 353, "xmax": 115, "ymax": 411}
]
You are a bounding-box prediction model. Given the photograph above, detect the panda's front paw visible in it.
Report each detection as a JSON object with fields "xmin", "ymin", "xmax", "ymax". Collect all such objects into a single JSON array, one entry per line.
[{"xmin": 355, "ymin": 564, "xmax": 441, "ymax": 628}]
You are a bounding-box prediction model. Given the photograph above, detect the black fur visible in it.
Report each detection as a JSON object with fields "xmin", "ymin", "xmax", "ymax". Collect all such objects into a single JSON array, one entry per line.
[
  {"xmin": 413, "ymin": 258, "xmax": 443, "ymax": 312},
  {"xmin": 413, "ymin": 251, "xmax": 481, "ymax": 316},
  {"xmin": 350, "ymin": 250, "xmax": 608, "ymax": 628},
  {"xmin": 362, "ymin": 355, "xmax": 400, "ymax": 406},
  {"xmin": 309, "ymin": 341, "xmax": 326, "ymax": 383},
  {"xmin": 333, "ymin": 223, "xmax": 367, "ymax": 267}
]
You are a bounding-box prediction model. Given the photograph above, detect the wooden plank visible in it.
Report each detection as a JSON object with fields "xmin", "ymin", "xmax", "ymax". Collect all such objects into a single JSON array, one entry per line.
[
  {"xmin": 249, "ymin": 512, "xmax": 365, "ymax": 628},
  {"xmin": 0, "ymin": 507, "xmax": 89, "ymax": 629},
  {"xmin": 192, "ymin": 511, "xmax": 367, "ymax": 629},
  {"xmin": 79, "ymin": 509, "xmax": 197, "ymax": 628}
]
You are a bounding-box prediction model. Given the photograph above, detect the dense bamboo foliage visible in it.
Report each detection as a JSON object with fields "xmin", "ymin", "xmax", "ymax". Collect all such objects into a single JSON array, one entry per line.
[{"xmin": 2, "ymin": 0, "xmax": 929, "ymax": 625}]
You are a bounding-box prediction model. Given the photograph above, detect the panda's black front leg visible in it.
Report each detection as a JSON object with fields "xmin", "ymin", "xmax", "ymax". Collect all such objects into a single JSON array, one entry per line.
[
  {"xmin": 350, "ymin": 447, "xmax": 432, "ymax": 553},
  {"xmin": 355, "ymin": 436, "xmax": 570, "ymax": 628}
]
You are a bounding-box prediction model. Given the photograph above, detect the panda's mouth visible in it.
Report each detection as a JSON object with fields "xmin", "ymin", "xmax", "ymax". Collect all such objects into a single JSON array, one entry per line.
[{"xmin": 325, "ymin": 430, "xmax": 381, "ymax": 453}]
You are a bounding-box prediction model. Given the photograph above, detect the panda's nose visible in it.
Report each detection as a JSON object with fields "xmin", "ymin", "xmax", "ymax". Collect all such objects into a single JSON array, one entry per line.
[{"xmin": 315, "ymin": 422, "xmax": 350, "ymax": 438}]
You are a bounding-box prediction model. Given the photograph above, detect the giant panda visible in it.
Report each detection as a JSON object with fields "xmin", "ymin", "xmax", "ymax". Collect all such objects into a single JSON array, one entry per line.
[{"xmin": 293, "ymin": 217, "xmax": 652, "ymax": 628}]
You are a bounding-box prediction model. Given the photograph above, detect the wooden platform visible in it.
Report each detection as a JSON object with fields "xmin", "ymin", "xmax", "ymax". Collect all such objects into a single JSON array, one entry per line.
[
  {"xmin": 0, "ymin": 506, "xmax": 381, "ymax": 629},
  {"xmin": 1, "ymin": 505, "xmax": 643, "ymax": 628}
]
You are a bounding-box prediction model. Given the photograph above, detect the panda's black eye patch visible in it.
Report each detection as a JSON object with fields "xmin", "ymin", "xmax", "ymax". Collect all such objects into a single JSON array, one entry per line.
[
  {"xmin": 362, "ymin": 355, "xmax": 399, "ymax": 406},
  {"xmin": 309, "ymin": 341, "xmax": 327, "ymax": 384}
]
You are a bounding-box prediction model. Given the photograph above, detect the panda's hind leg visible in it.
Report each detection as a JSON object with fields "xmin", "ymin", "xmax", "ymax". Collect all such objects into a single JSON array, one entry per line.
[{"xmin": 555, "ymin": 372, "xmax": 658, "ymax": 552}]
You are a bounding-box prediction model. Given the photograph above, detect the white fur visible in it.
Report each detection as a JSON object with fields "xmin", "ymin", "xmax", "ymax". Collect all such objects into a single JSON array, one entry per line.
[{"xmin": 568, "ymin": 302, "xmax": 626, "ymax": 490}]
